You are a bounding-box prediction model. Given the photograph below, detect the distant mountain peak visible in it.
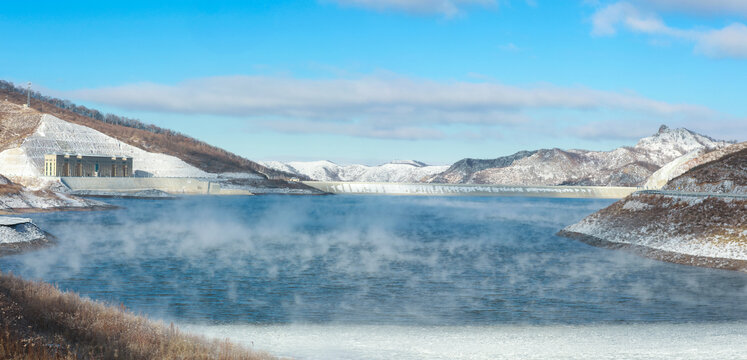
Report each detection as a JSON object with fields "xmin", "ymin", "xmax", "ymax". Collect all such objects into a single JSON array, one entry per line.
[{"xmin": 636, "ymin": 125, "xmax": 727, "ymax": 153}]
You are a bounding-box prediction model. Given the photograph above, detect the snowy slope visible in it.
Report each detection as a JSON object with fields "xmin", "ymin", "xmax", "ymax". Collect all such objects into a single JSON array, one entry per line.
[
  {"xmin": 642, "ymin": 150, "xmax": 706, "ymax": 189},
  {"xmin": 663, "ymin": 142, "xmax": 747, "ymax": 194},
  {"xmin": 561, "ymin": 193, "xmax": 747, "ymax": 265},
  {"xmin": 560, "ymin": 146, "xmax": 747, "ymax": 271},
  {"xmin": 260, "ymin": 160, "xmax": 449, "ymax": 183},
  {"xmin": 641, "ymin": 142, "xmax": 746, "ymax": 190},
  {"xmin": 0, "ymin": 114, "xmax": 211, "ymax": 179}
]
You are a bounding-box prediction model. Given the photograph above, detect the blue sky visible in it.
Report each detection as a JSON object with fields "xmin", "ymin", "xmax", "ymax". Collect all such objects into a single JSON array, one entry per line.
[{"xmin": 1, "ymin": 0, "xmax": 745, "ymax": 165}]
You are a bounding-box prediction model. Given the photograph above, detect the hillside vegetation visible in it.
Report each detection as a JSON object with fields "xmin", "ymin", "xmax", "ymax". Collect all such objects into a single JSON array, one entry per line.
[
  {"xmin": 0, "ymin": 82, "xmax": 293, "ymax": 179},
  {"xmin": 0, "ymin": 101, "xmax": 42, "ymax": 153}
]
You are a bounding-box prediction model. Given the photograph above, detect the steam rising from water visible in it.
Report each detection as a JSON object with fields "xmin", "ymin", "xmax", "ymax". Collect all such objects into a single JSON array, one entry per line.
[{"xmin": 1, "ymin": 196, "xmax": 746, "ymax": 337}]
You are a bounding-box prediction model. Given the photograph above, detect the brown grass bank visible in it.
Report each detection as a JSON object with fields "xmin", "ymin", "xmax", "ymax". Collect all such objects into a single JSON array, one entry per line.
[{"xmin": 0, "ymin": 272, "xmax": 273, "ymax": 359}]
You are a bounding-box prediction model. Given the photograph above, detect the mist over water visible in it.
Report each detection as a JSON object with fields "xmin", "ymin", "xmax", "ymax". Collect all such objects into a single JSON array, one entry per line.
[{"xmin": 1, "ymin": 195, "xmax": 746, "ymax": 358}]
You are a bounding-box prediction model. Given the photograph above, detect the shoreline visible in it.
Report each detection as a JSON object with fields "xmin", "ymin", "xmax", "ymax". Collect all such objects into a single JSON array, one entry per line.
[
  {"xmin": 0, "ymin": 234, "xmax": 56, "ymax": 257},
  {"xmin": 558, "ymin": 229, "xmax": 747, "ymax": 272}
]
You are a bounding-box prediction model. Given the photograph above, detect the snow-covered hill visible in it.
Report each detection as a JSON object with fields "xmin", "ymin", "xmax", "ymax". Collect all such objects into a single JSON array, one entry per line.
[
  {"xmin": 559, "ymin": 147, "xmax": 747, "ymax": 271},
  {"xmin": 0, "ymin": 109, "xmax": 211, "ymax": 181},
  {"xmin": 260, "ymin": 160, "xmax": 448, "ymax": 183},
  {"xmin": 662, "ymin": 142, "xmax": 747, "ymax": 194},
  {"xmin": 428, "ymin": 125, "xmax": 732, "ymax": 187},
  {"xmin": 642, "ymin": 142, "xmax": 747, "ymax": 190}
]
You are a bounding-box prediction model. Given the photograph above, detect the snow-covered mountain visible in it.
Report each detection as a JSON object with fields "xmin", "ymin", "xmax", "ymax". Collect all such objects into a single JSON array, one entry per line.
[
  {"xmin": 427, "ymin": 125, "xmax": 732, "ymax": 187},
  {"xmin": 260, "ymin": 160, "xmax": 448, "ymax": 183}
]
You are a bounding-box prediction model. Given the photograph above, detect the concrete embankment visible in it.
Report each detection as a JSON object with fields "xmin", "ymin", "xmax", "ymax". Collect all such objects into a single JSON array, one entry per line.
[
  {"xmin": 60, "ymin": 177, "xmax": 252, "ymax": 195},
  {"xmin": 303, "ymin": 181, "xmax": 637, "ymax": 199}
]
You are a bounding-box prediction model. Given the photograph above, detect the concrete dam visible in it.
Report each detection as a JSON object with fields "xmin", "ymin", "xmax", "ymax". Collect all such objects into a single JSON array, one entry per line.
[{"xmin": 303, "ymin": 181, "xmax": 637, "ymax": 199}]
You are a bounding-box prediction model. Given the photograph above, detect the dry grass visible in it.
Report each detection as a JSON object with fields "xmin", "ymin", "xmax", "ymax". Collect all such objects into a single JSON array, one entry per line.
[
  {"xmin": 0, "ymin": 183, "xmax": 24, "ymax": 196},
  {"xmin": 0, "ymin": 272, "xmax": 273, "ymax": 360}
]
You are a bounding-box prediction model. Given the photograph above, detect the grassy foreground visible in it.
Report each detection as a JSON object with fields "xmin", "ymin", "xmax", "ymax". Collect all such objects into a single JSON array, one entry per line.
[{"xmin": 0, "ymin": 271, "xmax": 273, "ymax": 359}]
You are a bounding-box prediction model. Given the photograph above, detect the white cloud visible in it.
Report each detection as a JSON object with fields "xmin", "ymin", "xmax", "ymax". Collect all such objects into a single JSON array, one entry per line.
[
  {"xmin": 324, "ymin": 0, "xmax": 496, "ymax": 17},
  {"xmin": 66, "ymin": 75, "xmax": 709, "ymax": 118},
  {"xmin": 63, "ymin": 74, "xmax": 720, "ymax": 141},
  {"xmin": 591, "ymin": 1, "xmax": 747, "ymax": 59},
  {"xmin": 263, "ymin": 119, "xmax": 448, "ymax": 140},
  {"xmin": 694, "ymin": 23, "xmax": 747, "ymax": 58},
  {"xmin": 637, "ymin": 0, "xmax": 747, "ymax": 17},
  {"xmin": 591, "ymin": 2, "xmax": 686, "ymax": 37}
]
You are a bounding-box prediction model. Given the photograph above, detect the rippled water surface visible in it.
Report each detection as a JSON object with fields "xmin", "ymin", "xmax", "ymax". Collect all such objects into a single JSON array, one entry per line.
[{"xmin": 1, "ymin": 196, "xmax": 746, "ymax": 358}]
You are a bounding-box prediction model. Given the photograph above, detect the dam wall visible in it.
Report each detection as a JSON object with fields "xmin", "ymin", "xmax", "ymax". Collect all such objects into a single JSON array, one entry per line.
[
  {"xmin": 303, "ymin": 181, "xmax": 637, "ymax": 199},
  {"xmin": 60, "ymin": 177, "xmax": 252, "ymax": 195}
]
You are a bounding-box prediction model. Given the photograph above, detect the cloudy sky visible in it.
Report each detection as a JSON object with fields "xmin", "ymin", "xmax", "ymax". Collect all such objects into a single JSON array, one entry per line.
[{"xmin": 1, "ymin": 0, "xmax": 745, "ymax": 165}]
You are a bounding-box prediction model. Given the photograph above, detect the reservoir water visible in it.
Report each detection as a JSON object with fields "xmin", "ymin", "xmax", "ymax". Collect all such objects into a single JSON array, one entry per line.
[{"xmin": 1, "ymin": 196, "xmax": 746, "ymax": 359}]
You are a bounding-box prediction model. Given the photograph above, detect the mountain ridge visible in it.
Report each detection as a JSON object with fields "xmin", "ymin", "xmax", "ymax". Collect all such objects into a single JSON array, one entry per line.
[
  {"xmin": 263, "ymin": 126, "xmax": 732, "ymax": 187},
  {"xmin": 427, "ymin": 125, "xmax": 731, "ymax": 186},
  {"xmin": 260, "ymin": 160, "xmax": 449, "ymax": 183}
]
